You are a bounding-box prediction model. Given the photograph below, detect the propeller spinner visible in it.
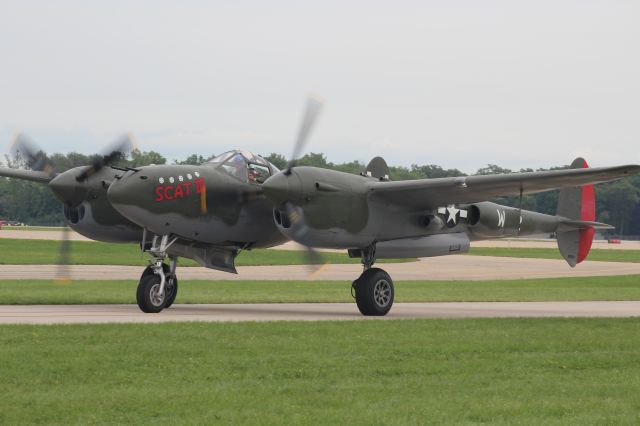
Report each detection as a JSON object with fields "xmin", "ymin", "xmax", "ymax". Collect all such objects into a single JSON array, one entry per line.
[
  {"xmin": 47, "ymin": 133, "xmax": 135, "ymax": 206},
  {"xmin": 263, "ymin": 95, "xmax": 326, "ymax": 269}
]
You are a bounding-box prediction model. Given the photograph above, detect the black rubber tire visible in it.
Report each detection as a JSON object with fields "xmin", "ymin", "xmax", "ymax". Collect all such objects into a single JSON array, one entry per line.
[
  {"xmin": 140, "ymin": 265, "xmax": 155, "ymax": 280},
  {"xmin": 139, "ymin": 265, "xmax": 178, "ymax": 308},
  {"xmin": 353, "ymin": 268, "xmax": 394, "ymax": 316},
  {"xmin": 164, "ymin": 275, "xmax": 178, "ymax": 308},
  {"xmin": 136, "ymin": 274, "xmax": 166, "ymax": 313}
]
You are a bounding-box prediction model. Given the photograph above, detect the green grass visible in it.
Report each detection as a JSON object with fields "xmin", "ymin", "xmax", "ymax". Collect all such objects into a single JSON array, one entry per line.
[
  {"xmin": 0, "ymin": 226, "xmax": 61, "ymax": 231},
  {"xmin": 2, "ymin": 319, "xmax": 640, "ymax": 424},
  {"xmin": 0, "ymin": 238, "xmax": 409, "ymax": 266},
  {"xmin": 1, "ymin": 275, "xmax": 639, "ymax": 305},
  {"xmin": 470, "ymin": 247, "xmax": 640, "ymax": 263}
]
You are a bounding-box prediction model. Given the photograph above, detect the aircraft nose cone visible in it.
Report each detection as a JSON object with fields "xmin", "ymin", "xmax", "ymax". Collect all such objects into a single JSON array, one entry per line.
[
  {"xmin": 262, "ymin": 172, "xmax": 293, "ymax": 206},
  {"xmin": 49, "ymin": 170, "xmax": 88, "ymax": 206}
]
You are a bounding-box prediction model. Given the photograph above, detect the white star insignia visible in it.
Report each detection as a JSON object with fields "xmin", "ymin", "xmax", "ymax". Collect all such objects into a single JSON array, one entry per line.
[{"xmin": 446, "ymin": 206, "xmax": 459, "ymax": 224}]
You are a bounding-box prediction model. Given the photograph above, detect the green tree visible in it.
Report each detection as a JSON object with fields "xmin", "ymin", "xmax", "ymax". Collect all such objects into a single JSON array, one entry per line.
[
  {"xmin": 127, "ymin": 150, "xmax": 167, "ymax": 167},
  {"xmin": 177, "ymin": 154, "xmax": 209, "ymax": 165},
  {"xmin": 332, "ymin": 160, "xmax": 366, "ymax": 175},
  {"xmin": 410, "ymin": 164, "xmax": 466, "ymax": 179},
  {"xmin": 475, "ymin": 164, "xmax": 513, "ymax": 175},
  {"xmin": 388, "ymin": 166, "xmax": 414, "ymax": 181},
  {"xmin": 296, "ymin": 153, "xmax": 329, "ymax": 168},
  {"xmin": 597, "ymin": 179, "xmax": 640, "ymax": 235},
  {"xmin": 265, "ymin": 153, "xmax": 287, "ymax": 170}
]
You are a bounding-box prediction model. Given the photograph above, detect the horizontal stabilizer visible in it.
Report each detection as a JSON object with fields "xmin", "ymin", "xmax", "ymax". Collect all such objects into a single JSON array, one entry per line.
[
  {"xmin": 557, "ymin": 219, "xmax": 615, "ymax": 232},
  {"xmin": 0, "ymin": 166, "xmax": 53, "ymax": 183},
  {"xmin": 364, "ymin": 157, "xmax": 390, "ymax": 181}
]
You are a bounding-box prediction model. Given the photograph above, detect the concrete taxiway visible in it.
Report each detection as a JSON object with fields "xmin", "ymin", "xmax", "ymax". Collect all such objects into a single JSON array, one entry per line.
[
  {"xmin": 2, "ymin": 301, "xmax": 640, "ymax": 324},
  {"xmin": 2, "ymin": 255, "xmax": 640, "ymax": 281}
]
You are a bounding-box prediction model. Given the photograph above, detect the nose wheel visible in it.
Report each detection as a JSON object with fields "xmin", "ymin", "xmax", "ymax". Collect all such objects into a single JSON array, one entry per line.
[
  {"xmin": 137, "ymin": 264, "xmax": 179, "ymax": 313},
  {"xmin": 137, "ymin": 273, "xmax": 167, "ymax": 313},
  {"xmin": 137, "ymin": 235, "xmax": 179, "ymax": 313},
  {"xmin": 138, "ymin": 264, "xmax": 179, "ymax": 312}
]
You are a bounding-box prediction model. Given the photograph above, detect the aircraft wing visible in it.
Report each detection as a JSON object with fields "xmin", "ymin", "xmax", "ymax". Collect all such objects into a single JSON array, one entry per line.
[
  {"xmin": 369, "ymin": 164, "xmax": 640, "ymax": 209},
  {"xmin": 0, "ymin": 167, "xmax": 53, "ymax": 183}
]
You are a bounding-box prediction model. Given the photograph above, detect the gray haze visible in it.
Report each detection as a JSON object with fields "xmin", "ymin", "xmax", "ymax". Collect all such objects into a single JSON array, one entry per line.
[{"xmin": 1, "ymin": 0, "xmax": 638, "ymax": 173}]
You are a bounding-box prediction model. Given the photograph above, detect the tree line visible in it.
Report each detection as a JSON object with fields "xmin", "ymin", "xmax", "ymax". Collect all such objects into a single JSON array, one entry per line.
[{"xmin": 1, "ymin": 150, "xmax": 638, "ymax": 236}]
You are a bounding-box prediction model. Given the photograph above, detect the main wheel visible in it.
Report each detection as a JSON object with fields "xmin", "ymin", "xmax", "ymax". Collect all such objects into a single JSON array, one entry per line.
[
  {"xmin": 136, "ymin": 274, "xmax": 166, "ymax": 313},
  {"xmin": 353, "ymin": 267, "xmax": 394, "ymax": 316}
]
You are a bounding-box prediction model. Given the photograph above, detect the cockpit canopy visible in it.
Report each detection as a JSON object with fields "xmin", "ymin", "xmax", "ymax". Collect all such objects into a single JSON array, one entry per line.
[{"xmin": 207, "ymin": 150, "xmax": 279, "ymax": 184}]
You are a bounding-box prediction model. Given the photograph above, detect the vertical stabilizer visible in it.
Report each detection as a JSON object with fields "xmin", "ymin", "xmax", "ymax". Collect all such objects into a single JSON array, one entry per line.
[
  {"xmin": 364, "ymin": 157, "xmax": 390, "ymax": 181},
  {"xmin": 556, "ymin": 158, "xmax": 596, "ymax": 267}
]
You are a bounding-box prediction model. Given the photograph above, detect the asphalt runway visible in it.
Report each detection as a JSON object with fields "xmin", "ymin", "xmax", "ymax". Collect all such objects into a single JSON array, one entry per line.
[{"xmin": 2, "ymin": 301, "xmax": 640, "ymax": 324}]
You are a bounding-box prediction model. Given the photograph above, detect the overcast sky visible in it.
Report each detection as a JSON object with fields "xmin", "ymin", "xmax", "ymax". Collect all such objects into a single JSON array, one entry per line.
[{"xmin": 0, "ymin": 0, "xmax": 638, "ymax": 173}]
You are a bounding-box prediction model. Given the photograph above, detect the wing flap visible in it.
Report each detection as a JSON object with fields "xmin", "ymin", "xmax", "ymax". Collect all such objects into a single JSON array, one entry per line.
[{"xmin": 370, "ymin": 164, "xmax": 640, "ymax": 209}]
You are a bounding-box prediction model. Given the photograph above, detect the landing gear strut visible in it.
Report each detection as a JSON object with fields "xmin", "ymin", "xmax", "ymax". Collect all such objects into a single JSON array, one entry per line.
[
  {"xmin": 137, "ymin": 235, "xmax": 179, "ymax": 313},
  {"xmin": 351, "ymin": 244, "xmax": 394, "ymax": 316}
]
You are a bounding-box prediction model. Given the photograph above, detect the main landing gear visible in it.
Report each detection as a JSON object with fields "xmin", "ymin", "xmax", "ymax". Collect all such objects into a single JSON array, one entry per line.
[
  {"xmin": 351, "ymin": 244, "xmax": 395, "ymax": 316},
  {"xmin": 137, "ymin": 235, "xmax": 179, "ymax": 313}
]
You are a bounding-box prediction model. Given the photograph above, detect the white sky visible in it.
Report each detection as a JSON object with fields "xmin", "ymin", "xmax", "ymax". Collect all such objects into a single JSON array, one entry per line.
[{"xmin": 1, "ymin": 0, "xmax": 638, "ymax": 173}]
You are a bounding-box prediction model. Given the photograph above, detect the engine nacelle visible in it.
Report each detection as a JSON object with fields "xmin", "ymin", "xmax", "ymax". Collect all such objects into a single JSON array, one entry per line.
[
  {"xmin": 268, "ymin": 167, "xmax": 374, "ymax": 249},
  {"xmin": 466, "ymin": 201, "xmax": 522, "ymax": 238},
  {"xmin": 272, "ymin": 204, "xmax": 373, "ymax": 248},
  {"xmin": 64, "ymin": 200, "xmax": 142, "ymax": 243}
]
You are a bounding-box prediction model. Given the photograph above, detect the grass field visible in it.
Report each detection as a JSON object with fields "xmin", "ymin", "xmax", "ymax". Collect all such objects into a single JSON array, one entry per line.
[
  {"xmin": 0, "ymin": 238, "xmax": 392, "ymax": 266},
  {"xmin": 470, "ymin": 247, "xmax": 640, "ymax": 263},
  {"xmin": 1, "ymin": 318, "xmax": 640, "ymax": 424},
  {"xmin": 0, "ymin": 275, "xmax": 638, "ymax": 304}
]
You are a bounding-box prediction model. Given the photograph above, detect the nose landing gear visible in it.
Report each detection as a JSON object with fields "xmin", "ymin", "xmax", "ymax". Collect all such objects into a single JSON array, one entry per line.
[{"xmin": 136, "ymin": 235, "xmax": 179, "ymax": 313}]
